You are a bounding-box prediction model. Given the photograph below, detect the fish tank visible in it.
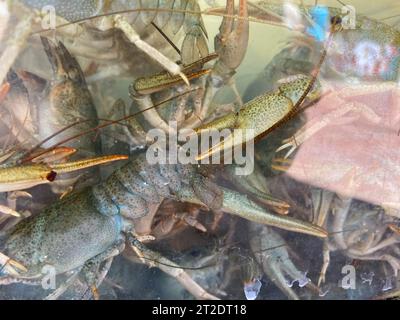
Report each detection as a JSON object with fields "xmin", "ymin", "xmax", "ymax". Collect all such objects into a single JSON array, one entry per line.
[{"xmin": 0, "ymin": 0, "xmax": 399, "ymax": 301}]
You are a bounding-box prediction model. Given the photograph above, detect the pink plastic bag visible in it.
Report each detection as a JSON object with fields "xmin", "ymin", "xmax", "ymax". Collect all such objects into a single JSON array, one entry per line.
[{"xmin": 282, "ymin": 82, "xmax": 400, "ymax": 212}]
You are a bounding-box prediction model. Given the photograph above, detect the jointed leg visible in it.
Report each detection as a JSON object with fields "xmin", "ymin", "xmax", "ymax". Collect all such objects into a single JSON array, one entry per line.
[
  {"xmin": 113, "ymin": 15, "xmax": 189, "ymax": 86},
  {"xmin": 276, "ymin": 101, "xmax": 381, "ymax": 159},
  {"xmin": 128, "ymin": 233, "xmax": 219, "ymax": 300}
]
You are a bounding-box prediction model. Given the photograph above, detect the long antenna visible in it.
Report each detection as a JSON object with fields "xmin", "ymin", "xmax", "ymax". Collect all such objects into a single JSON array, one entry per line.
[
  {"xmin": 256, "ymin": 16, "xmax": 338, "ymax": 142},
  {"xmin": 381, "ymin": 13, "xmax": 400, "ymax": 21},
  {"xmin": 30, "ymin": 7, "xmax": 289, "ymax": 35},
  {"xmin": 151, "ymin": 22, "xmax": 181, "ymax": 55}
]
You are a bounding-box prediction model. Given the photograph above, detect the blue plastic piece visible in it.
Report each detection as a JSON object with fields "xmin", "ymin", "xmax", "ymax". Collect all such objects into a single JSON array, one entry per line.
[{"xmin": 305, "ymin": 5, "xmax": 330, "ymax": 42}]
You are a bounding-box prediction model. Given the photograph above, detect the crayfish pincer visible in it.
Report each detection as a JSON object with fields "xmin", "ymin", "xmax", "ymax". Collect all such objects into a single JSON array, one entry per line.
[{"xmin": 0, "ymin": 153, "xmax": 326, "ymax": 299}]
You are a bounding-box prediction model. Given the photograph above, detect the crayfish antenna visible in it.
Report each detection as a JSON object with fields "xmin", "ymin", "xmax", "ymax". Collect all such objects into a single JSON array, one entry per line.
[{"xmin": 50, "ymin": 155, "xmax": 129, "ymax": 174}]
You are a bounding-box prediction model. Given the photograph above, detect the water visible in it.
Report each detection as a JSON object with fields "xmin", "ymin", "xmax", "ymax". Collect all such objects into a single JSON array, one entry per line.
[{"xmin": 0, "ymin": 0, "xmax": 399, "ymax": 300}]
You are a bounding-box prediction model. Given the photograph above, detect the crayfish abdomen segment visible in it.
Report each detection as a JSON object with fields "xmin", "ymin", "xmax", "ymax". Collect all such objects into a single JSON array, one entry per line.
[
  {"xmin": 5, "ymin": 190, "xmax": 122, "ymax": 275},
  {"xmin": 2, "ymin": 152, "xmax": 226, "ymax": 278}
]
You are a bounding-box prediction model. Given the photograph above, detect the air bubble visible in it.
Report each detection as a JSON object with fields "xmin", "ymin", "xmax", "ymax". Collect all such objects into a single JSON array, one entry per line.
[
  {"xmin": 382, "ymin": 277, "xmax": 393, "ymax": 291},
  {"xmin": 244, "ymin": 279, "xmax": 262, "ymax": 300}
]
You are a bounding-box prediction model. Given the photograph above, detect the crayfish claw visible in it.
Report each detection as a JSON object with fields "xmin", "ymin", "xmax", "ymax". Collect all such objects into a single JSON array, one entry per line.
[
  {"xmin": 271, "ymin": 157, "xmax": 293, "ymax": 172},
  {"xmin": 0, "ymin": 204, "xmax": 21, "ymax": 217},
  {"xmin": 0, "ymin": 252, "xmax": 27, "ymax": 276}
]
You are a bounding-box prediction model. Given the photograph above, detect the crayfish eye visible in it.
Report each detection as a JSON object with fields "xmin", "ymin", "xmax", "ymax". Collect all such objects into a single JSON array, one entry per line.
[{"xmin": 46, "ymin": 171, "xmax": 57, "ymax": 182}]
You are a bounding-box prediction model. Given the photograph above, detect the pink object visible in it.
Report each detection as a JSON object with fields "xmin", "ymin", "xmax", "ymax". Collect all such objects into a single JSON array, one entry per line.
[{"xmin": 283, "ymin": 81, "xmax": 400, "ymax": 211}]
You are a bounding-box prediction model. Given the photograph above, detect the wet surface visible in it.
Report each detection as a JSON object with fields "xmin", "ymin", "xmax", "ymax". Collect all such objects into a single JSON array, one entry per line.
[{"xmin": 0, "ymin": 0, "xmax": 400, "ymax": 300}]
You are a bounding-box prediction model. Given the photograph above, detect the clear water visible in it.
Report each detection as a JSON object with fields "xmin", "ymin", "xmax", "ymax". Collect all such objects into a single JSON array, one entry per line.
[{"xmin": 0, "ymin": 0, "xmax": 400, "ymax": 300}]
